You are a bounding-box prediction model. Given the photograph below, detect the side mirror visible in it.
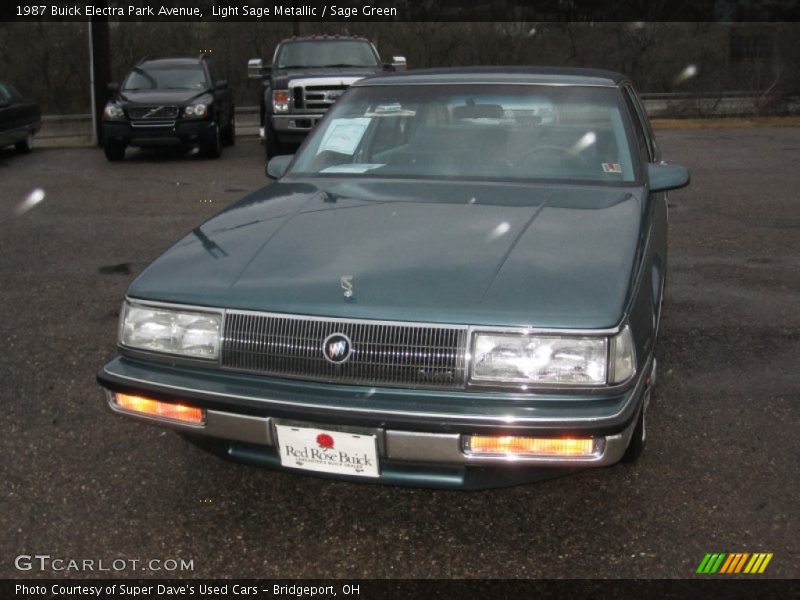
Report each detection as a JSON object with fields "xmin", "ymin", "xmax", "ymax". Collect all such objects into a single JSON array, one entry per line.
[
  {"xmin": 215, "ymin": 79, "xmax": 228, "ymax": 90},
  {"xmin": 107, "ymin": 82, "xmax": 119, "ymax": 92},
  {"xmin": 266, "ymin": 155, "xmax": 293, "ymax": 180},
  {"xmin": 391, "ymin": 56, "xmax": 407, "ymax": 71},
  {"xmin": 648, "ymin": 163, "xmax": 690, "ymax": 192},
  {"xmin": 248, "ymin": 58, "xmax": 269, "ymax": 79}
]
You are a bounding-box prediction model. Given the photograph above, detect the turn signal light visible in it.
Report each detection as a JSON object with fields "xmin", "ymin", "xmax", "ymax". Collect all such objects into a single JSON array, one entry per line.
[
  {"xmin": 465, "ymin": 435, "xmax": 597, "ymax": 457},
  {"xmin": 114, "ymin": 393, "xmax": 205, "ymax": 425},
  {"xmin": 273, "ymin": 90, "xmax": 290, "ymax": 103}
]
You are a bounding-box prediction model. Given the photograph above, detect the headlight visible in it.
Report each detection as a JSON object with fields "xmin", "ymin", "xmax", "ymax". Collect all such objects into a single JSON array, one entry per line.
[
  {"xmin": 471, "ymin": 333, "xmax": 607, "ymax": 385},
  {"xmin": 183, "ymin": 103, "xmax": 208, "ymax": 118},
  {"xmin": 272, "ymin": 90, "xmax": 290, "ymax": 113},
  {"xmin": 104, "ymin": 104, "xmax": 124, "ymax": 119},
  {"xmin": 120, "ymin": 302, "xmax": 221, "ymax": 359}
]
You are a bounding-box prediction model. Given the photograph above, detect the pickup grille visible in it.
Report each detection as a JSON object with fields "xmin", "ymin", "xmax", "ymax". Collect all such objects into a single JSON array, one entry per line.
[
  {"xmin": 127, "ymin": 106, "xmax": 180, "ymax": 120},
  {"xmin": 221, "ymin": 311, "xmax": 468, "ymax": 389},
  {"xmin": 290, "ymin": 82, "xmax": 352, "ymax": 113}
]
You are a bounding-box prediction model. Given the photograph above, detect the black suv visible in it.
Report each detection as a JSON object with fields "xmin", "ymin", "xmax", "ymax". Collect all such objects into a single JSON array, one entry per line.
[
  {"xmin": 248, "ymin": 36, "xmax": 406, "ymax": 159},
  {"xmin": 102, "ymin": 55, "xmax": 234, "ymax": 161}
]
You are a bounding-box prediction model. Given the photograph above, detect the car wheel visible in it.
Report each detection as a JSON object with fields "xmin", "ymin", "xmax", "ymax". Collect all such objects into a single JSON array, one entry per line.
[
  {"xmin": 202, "ymin": 124, "xmax": 222, "ymax": 159},
  {"xmin": 621, "ymin": 389, "xmax": 650, "ymax": 464},
  {"xmin": 223, "ymin": 113, "xmax": 236, "ymax": 147},
  {"xmin": 103, "ymin": 140, "xmax": 126, "ymax": 162},
  {"xmin": 15, "ymin": 129, "xmax": 34, "ymax": 153},
  {"xmin": 264, "ymin": 119, "xmax": 285, "ymax": 160}
]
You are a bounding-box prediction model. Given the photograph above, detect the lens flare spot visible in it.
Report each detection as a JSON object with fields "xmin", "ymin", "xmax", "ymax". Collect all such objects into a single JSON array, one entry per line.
[
  {"xmin": 486, "ymin": 221, "xmax": 510, "ymax": 241},
  {"xmin": 571, "ymin": 131, "xmax": 596, "ymax": 153},
  {"xmin": 15, "ymin": 188, "xmax": 46, "ymax": 215},
  {"xmin": 675, "ymin": 64, "xmax": 698, "ymax": 84}
]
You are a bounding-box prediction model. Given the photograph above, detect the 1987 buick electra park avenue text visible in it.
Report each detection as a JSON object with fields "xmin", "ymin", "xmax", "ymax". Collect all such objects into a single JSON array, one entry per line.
[{"xmin": 97, "ymin": 67, "xmax": 690, "ymax": 489}]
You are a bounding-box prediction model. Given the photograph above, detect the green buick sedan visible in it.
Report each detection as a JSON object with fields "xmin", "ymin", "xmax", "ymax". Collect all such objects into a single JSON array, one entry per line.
[{"xmin": 98, "ymin": 68, "xmax": 689, "ymax": 489}]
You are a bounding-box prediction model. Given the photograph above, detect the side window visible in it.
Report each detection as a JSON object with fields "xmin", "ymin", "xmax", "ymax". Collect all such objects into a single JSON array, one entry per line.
[{"xmin": 622, "ymin": 88, "xmax": 651, "ymax": 162}]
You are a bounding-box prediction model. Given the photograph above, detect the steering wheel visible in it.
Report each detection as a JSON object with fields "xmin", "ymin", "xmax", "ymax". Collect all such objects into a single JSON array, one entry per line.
[{"xmin": 517, "ymin": 145, "xmax": 591, "ymax": 170}]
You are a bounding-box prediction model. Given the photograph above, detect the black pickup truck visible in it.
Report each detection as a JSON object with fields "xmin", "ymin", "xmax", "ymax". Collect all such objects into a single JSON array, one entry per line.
[
  {"xmin": 0, "ymin": 81, "xmax": 40, "ymax": 154},
  {"xmin": 248, "ymin": 36, "xmax": 406, "ymax": 159}
]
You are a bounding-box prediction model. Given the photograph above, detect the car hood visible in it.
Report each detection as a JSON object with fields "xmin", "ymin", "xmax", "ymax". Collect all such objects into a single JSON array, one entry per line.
[
  {"xmin": 117, "ymin": 89, "xmax": 210, "ymax": 105},
  {"xmin": 129, "ymin": 179, "xmax": 646, "ymax": 329},
  {"xmin": 272, "ymin": 67, "xmax": 382, "ymax": 88}
]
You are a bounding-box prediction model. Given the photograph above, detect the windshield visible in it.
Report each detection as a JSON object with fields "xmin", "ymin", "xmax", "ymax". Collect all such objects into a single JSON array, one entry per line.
[
  {"xmin": 123, "ymin": 66, "xmax": 208, "ymax": 91},
  {"xmin": 276, "ymin": 40, "xmax": 379, "ymax": 69},
  {"xmin": 289, "ymin": 84, "xmax": 636, "ymax": 183}
]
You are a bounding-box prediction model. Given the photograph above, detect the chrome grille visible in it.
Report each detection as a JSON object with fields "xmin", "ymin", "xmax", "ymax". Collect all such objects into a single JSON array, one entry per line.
[
  {"xmin": 221, "ymin": 312, "xmax": 468, "ymax": 389},
  {"xmin": 291, "ymin": 84, "xmax": 349, "ymax": 113},
  {"xmin": 128, "ymin": 105, "xmax": 180, "ymax": 120}
]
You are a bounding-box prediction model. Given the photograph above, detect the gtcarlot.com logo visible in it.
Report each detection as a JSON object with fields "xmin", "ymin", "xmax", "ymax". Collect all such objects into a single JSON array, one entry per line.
[
  {"xmin": 696, "ymin": 552, "xmax": 773, "ymax": 574},
  {"xmin": 15, "ymin": 554, "xmax": 194, "ymax": 572}
]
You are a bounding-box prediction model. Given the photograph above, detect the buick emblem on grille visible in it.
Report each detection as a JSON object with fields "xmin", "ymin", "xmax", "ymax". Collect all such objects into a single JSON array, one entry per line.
[{"xmin": 323, "ymin": 333, "xmax": 352, "ymax": 364}]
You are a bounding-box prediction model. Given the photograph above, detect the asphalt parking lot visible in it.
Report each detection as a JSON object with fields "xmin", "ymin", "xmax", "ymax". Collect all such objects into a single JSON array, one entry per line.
[{"xmin": 1, "ymin": 130, "xmax": 798, "ymax": 579}]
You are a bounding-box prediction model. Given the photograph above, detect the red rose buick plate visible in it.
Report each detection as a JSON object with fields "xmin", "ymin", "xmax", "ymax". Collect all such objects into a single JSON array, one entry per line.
[{"xmin": 274, "ymin": 424, "xmax": 379, "ymax": 478}]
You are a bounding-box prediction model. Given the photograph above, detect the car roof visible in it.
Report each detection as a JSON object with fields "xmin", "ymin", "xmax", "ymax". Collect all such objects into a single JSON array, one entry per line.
[
  {"xmin": 354, "ymin": 66, "xmax": 629, "ymax": 87},
  {"xmin": 280, "ymin": 35, "xmax": 371, "ymax": 43},
  {"xmin": 137, "ymin": 57, "xmax": 207, "ymax": 69}
]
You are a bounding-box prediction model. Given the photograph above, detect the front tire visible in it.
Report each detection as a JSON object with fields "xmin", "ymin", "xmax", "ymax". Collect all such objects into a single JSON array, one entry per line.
[
  {"xmin": 103, "ymin": 140, "xmax": 126, "ymax": 161},
  {"xmin": 222, "ymin": 112, "xmax": 236, "ymax": 147},
  {"xmin": 621, "ymin": 390, "xmax": 649, "ymax": 464},
  {"xmin": 264, "ymin": 118, "xmax": 287, "ymax": 160},
  {"xmin": 15, "ymin": 129, "xmax": 34, "ymax": 153},
  {"xmin": 202, "ymin": 124, "xmax": 222, "ymax": 159}
]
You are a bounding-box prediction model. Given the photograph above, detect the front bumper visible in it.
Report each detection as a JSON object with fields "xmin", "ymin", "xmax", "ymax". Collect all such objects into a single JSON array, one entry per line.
[
  {"xmin": 270, "ymin": 114, "xmax": 324, "ymax": 144},
  {"xmin": 103, "ymin": 120, "xmax": 216, "ymax": 147},
  {"xmin": 98, "ymin": 355, "xmax": 652, "ymax": 488}
]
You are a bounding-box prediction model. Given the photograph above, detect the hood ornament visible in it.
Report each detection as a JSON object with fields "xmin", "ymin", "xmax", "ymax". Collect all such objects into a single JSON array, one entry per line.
[{"xmin": 340, "ymin": 276, "xmax": 354, "ymax": 299}]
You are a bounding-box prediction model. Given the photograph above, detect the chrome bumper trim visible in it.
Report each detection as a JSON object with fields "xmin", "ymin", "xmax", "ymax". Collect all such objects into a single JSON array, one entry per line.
[
  {"xmin": 272, "ymin": 114, "xmax": 324, "ymax": 132},
  {"xmin": 105, "ymin": 391, "xmax": 642, "ymax": 468}
]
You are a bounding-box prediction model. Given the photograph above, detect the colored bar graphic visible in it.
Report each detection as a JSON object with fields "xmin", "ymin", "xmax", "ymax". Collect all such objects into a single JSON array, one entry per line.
[
  {"xmin": 758, "ymin": 553, "xmax": 773, "ymax": 573},
  {"xmin": 700, "ymin": 552, "xmax": 773, "ymax": 574},
  {"xmin": 719, "ymin": 554, "xmax": 736, "ymax": 574}
]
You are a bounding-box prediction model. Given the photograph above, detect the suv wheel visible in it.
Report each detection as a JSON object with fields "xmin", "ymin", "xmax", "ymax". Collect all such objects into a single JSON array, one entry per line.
[
  {"xmin": 104, "ymin": 140, "xmax": 126, "ymax": 162},
  {"xmin": 202, "ymin": 124, "xmax": 222, "ymax": 159},
  {"xmin": 16, "ymin": 130, "xmax": 34, "ymax": 153},
  {"xmin": 222, "ymin": 113, "xmax": 236, "ymax": 147}
]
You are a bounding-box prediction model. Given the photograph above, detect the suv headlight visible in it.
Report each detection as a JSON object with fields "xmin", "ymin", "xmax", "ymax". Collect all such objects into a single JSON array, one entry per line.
[
  {"xmin": 183, "ymin": 103, "xmax": 209, "ymax": 119},
  {"xmin": 272, "ymin": 90, "xmax": 290, "ymax": 112},
  {"xmin": 119, "ymin": 301, "xmax": 222, "ymax": 359},
  {"xmin": 471, "ymin": 327, "xmax": 635, "ymax": 386},
  {"xmin": 104, "ymin": 104, "xmax": 125, "ymax": 119}
]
